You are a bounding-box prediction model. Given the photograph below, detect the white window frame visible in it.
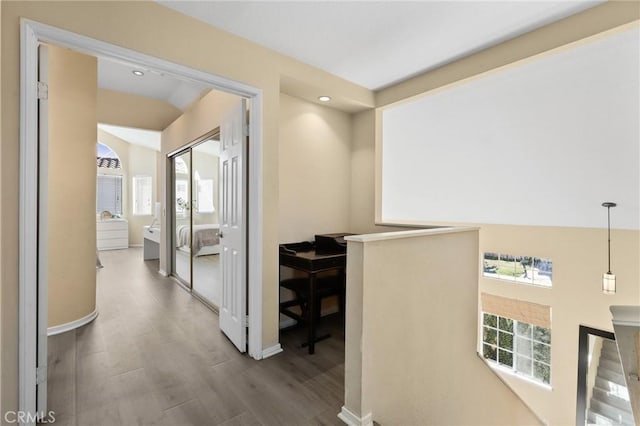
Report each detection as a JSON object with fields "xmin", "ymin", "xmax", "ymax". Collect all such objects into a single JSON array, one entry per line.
[
  {"xmin": 482, "ymin": 312, "xmax": 552, "ymax": 385},
  {"xmin": 196, "ymin": 178, "xmax": 215, "ymax": 213},
  {"xmin": 96, "ymin": 174, "xmax": 123, "ymax": 216},
  {"xmin": 482, "ymin": 252, "xmax": 553, "ymax": 287},
  {"xmin": 175, "ymin": 179, "xmax": 189, "ymax": 217},
  {"xmin": 132, "ymin": 175, "xmax": 153, "ymax": 216}
]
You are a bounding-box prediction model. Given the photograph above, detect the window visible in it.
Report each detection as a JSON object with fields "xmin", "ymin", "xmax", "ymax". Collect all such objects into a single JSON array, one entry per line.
[
  {"xmin": 482, "ymin": 312, "xmax": 551, "ymax": 385},
  {"xmin": 196, "ymin": 179, "xmax": 215, "ymax": 213},
  {"xmin": 483, "ymin": 252, "xmax": 552, "ymax": 287},
  {"xmin": 175, "ymin": 179, "xmax": 189, "ymax": 217},
  {"xmin": 132, "ymin": 176, "xmax": 152, "ymax": 215},
  {"xmin": 97, "ymin": 142, "xmax": 122, "ymax": 169},
  {"xmin": 174, "ymin": 157, "xmax": 188, "ymax": 174},
  {"xmin": 96, "ymin": 174, "xmax": 123, "ymax": 215}
]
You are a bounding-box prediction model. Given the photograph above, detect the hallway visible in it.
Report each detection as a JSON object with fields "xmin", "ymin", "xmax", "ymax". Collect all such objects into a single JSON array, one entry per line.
[{"xmin": 47, "ymin": 248, "xmax": 345, "ymax": 426}]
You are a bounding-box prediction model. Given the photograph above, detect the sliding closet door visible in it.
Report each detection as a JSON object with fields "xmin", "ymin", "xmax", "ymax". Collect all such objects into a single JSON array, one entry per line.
[
  {"xmin": 172, "ymin": 151, "xmax": 192, "ymax": 286},
  {"xmin": 191, "ymin": 138, "xmax": 221, "ymax": 308}
]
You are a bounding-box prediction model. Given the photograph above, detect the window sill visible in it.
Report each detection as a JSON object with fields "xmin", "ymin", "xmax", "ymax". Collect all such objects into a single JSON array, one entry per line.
[
  {"xmin": 481, "ymin": 275, "xmax": 553, "ymax": 289},
  {"xmin": 483, "ymin": 356, "xmax": 553, "ymax": 391}
]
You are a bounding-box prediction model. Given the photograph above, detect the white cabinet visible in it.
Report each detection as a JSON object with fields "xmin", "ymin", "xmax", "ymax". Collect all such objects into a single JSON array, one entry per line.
[
  {"xmin": 97, "ymin": 219, "xmax": 128, "ymax": 250},
  {"xmin": 143, "ymin": 226, "xmax": 160, "ymax": 260}
]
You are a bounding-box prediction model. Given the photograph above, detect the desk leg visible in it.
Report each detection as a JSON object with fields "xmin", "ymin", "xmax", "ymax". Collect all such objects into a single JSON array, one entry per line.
[{"xmin": 308, "ymin": 272, "xmax": 317, "ymax": 354}]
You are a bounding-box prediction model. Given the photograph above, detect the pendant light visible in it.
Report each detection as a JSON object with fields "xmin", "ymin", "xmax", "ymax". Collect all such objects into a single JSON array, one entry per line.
[{"xmin": 601, "ymin": 202, "xmax": 617, "ymax": 295}]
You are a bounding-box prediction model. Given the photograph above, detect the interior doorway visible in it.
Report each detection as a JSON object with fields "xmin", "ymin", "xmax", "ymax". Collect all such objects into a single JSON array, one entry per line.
[{"xmin": 19, "ymin": 19, "xmax": 265, "ymax": 422}]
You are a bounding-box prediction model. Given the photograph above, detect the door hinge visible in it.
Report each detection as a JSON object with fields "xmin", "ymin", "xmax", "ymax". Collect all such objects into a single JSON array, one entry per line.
[
  {"xmin": 37, "ymin": 81, "xmax": 48, "ymax": 100},
  {"xmin": 243, "ymin": 124, "xmax": 249, "ymax": 138},
  {"xmin": 243, "ymin": 315, "xmax": 249, "ymax": 327},
  {"xmin": 36, "ymin": 366, "xmax": 47, "ymax": 385}
]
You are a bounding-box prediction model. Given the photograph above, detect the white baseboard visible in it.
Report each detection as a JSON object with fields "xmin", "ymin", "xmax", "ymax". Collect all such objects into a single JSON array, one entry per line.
[
  {"xmin": 261, "ymin": 343, "xmax": 283, "ymax": 359},
  {"xmin": 158, "ymin": 269, "xmax": 168, "ymax": 276},
  {"xmin": 47, "ymin": 309, "xmax": 98, "ymax": 336},
  {"xmin": 338, "ymin": 406, "xmax": 373, "ymax": 426}
]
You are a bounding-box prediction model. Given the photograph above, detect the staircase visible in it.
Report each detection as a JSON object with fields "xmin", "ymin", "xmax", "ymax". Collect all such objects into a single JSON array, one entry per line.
[{"xmin": 587, "ymin": 339, "xmax": 635, "ymax": 425}]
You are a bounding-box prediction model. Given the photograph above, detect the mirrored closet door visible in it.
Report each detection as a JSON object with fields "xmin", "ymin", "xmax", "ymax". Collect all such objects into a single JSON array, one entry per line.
[
  {"xmin": 170, "ymin": 133, "xmax": 222, "ymax": 309},
  {"xmin": 172, "ymin": 150, "xmax": 192, "ymax": 286}
]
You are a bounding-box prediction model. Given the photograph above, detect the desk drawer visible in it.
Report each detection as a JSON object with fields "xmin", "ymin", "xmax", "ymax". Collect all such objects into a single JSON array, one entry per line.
[
  {"xmin": 97, "ymin": 229, "xmax": 128, "ymax": 240},
  {"xmin": 279, "ymin": 253, "xmax": 346, "ymax": 272},
  {"xmin": 97, "ymin": 238, "xmax": 128, "ymax": 250}
]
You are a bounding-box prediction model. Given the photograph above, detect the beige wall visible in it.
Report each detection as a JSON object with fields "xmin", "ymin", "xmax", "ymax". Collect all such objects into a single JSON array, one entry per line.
[
  {"xmin": 0, "ymin": 0, "xmax": 3, "ymax": 414},
  {"xmin": 98, "ymin": 129, "xmax": 159, "ymax": 245},
  {"xmin": 162, "ymin": 89, "xmax": 239, "ymax": 153},
  {"xmin": 349, "ymin": 110, "xmax": 376, "ymax": 234},
  {"xmin": 349, "ymin": 109, "xmax": 404, "ymax": 235},
  {"xmin": 127, "ymin": 143, "xmax": 159, "ymax": 245},
  {"xmin": 480, "ymin": 225, "xmax": 639, "ymax": 424},
  {"xmin": 278, "ymin": 93, "xmax": 352, "ymax": 243},
  {"xmin": 346, "ymin": 229, "xmax": 542, "ymax": 425},
  {"xmin": 98, "ymin": 88, "xmax": 182, "ymax": 131},
  {"xmin": 2, "ymin": 0, "xmax": 635, "ymax": 421},
  {"xmin": 349, "ymin": 109, "xmax": 431, "ymax": 236},
  {"xmin": 344, "ymin": 5, "xmax": 640, "ymax": 424},
  {"xmin": 46, "ymin": 45, "xmax": 98, "ymax": 327},
  {"xmin": 1, "ymin": 3, "xmax": 371, "ymax": 413}
]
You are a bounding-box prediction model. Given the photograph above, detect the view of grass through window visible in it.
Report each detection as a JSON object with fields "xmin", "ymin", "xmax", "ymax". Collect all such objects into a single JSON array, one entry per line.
[
  {"xmin": 482, "ymin": 312, "xmax": 551, "ymax": 385},
  {"xmin": 483, "ymin": 252, "xmax": 552, "ymax": 286}
]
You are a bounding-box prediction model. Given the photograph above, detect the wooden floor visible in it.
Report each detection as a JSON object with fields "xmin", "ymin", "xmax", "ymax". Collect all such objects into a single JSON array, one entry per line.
[{"xmin": 47, "ymin": 248, "xmax": 345, "ymax": 426}]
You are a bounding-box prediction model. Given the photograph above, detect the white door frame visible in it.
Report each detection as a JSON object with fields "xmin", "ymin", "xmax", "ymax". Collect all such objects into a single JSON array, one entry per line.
[{"xmin": 19, "ymin": 18, "xmax": 265, "ymax": 422}]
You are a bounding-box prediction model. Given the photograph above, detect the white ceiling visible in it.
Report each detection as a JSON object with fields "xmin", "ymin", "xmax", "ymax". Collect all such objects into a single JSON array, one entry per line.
[
  {"xmin": 97, "ymin": 124, "xmax": 221, "ymax": 155},
  {"xmin": 158, "ymin": 0, "xmax": 603, "ymax": 90},
  {"xmin": 98, "ymin": 124, "xmax": 162, "ymax": 151},
  {"xmin": 98, "ymin": 57, "xmax": 209, "ymax": 110}
]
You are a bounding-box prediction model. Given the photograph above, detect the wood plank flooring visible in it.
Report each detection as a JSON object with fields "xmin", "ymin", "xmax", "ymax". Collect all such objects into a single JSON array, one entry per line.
[{"xmin": 47, "ymin": 248, "xmax": 345, "ymax": 426}]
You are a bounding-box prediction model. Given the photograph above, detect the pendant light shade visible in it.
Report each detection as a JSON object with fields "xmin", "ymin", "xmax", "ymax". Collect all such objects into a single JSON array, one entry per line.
[
  {"xmin": 602, "ymin": 272, "xmax": 616, "ymax": 294},
  {"xmin": 601, "ymin": 202, "xmax": 617, "ymax": 295}
]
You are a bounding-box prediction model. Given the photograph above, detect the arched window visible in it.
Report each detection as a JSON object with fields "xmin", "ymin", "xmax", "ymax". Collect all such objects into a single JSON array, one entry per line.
[
  {"xmin": 175, "ymin": 157, "xmax": 188, "ymax": 175},
  {"xmin": 97, "ymin": 142, "xmax": 122, "ymax": 169},
  {"xmin": 96, "ymin": 142, "xmax": 123, "ymax": 215}
]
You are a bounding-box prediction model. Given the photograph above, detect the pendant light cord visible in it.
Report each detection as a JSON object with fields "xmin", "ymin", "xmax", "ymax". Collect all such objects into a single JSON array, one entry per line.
[
  {"xmin": 607, "ymin": 205, "xmax": 611, "ymax": 274},
  {"xmin": 602, "ymin": 202, "xmax": 616, "ymax": 274}
]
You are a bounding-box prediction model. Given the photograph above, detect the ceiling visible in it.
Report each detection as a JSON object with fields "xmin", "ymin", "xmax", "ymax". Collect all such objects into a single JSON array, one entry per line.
[
  {"xmin": 98, "ymin": 57, "xmax": 210, "ymax": 110},
  {"xmin": 98, "ymin": 123, "xmax": 161, "ymax": 151},
  {"xmin": 158, "ymin": 0, "xmax": 603, "ymax": 90},
  {"xmin": 97, "ymin": 124, "xmax": 221, "ymax": 155}
]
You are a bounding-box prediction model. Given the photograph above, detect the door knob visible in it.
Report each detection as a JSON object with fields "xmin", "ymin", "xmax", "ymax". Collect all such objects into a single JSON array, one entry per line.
[{"xmin": 219, "ymin": 232, "xmax": 224, "ymax": 238}]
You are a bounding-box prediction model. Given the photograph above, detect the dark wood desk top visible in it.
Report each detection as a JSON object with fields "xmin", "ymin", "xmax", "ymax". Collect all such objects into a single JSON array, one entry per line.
[
  {"xmin": 279, "ymin": 242, "xmax": 347, "ymax": 273},
  {"xmin": 279, "ymin": 240, "xmax": 348, "ymax": 354}
]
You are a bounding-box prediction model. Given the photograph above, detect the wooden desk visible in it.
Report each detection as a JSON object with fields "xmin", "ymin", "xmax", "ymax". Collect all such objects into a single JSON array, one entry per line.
[{"xmin": 279, "ymin": 242, "xmax": 346, "ymax": 354}]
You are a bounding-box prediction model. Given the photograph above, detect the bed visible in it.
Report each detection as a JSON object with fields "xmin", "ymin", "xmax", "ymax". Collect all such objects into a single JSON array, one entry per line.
[{"xmin": 176, "ymin": 224, "xmax": 220, "ymax": 256}]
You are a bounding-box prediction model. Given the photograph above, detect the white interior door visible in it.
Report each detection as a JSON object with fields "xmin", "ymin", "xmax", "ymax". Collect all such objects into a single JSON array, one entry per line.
[
  {"xmin": 37, "ymin": 44, "xmax": 49, "ymax": 417},
  {"xmin": 219, "ymin": 99, "xmax": 247, "ymax": 352}
]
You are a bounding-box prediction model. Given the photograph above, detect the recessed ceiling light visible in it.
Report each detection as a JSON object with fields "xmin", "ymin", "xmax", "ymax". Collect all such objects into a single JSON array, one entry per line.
[
  {"xmin": 318, "ymin": 96, "xmax": 331, "ymax": 102},
  {"xmin": 132, "ymin": 70, "xmax": 144, "ymax": 77}
]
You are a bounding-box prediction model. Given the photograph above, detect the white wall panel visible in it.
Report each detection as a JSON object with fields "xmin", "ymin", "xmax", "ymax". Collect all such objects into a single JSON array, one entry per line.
[{"xmin": 382, "ymin": 26, "xmax": 639, "ymax": 229}]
